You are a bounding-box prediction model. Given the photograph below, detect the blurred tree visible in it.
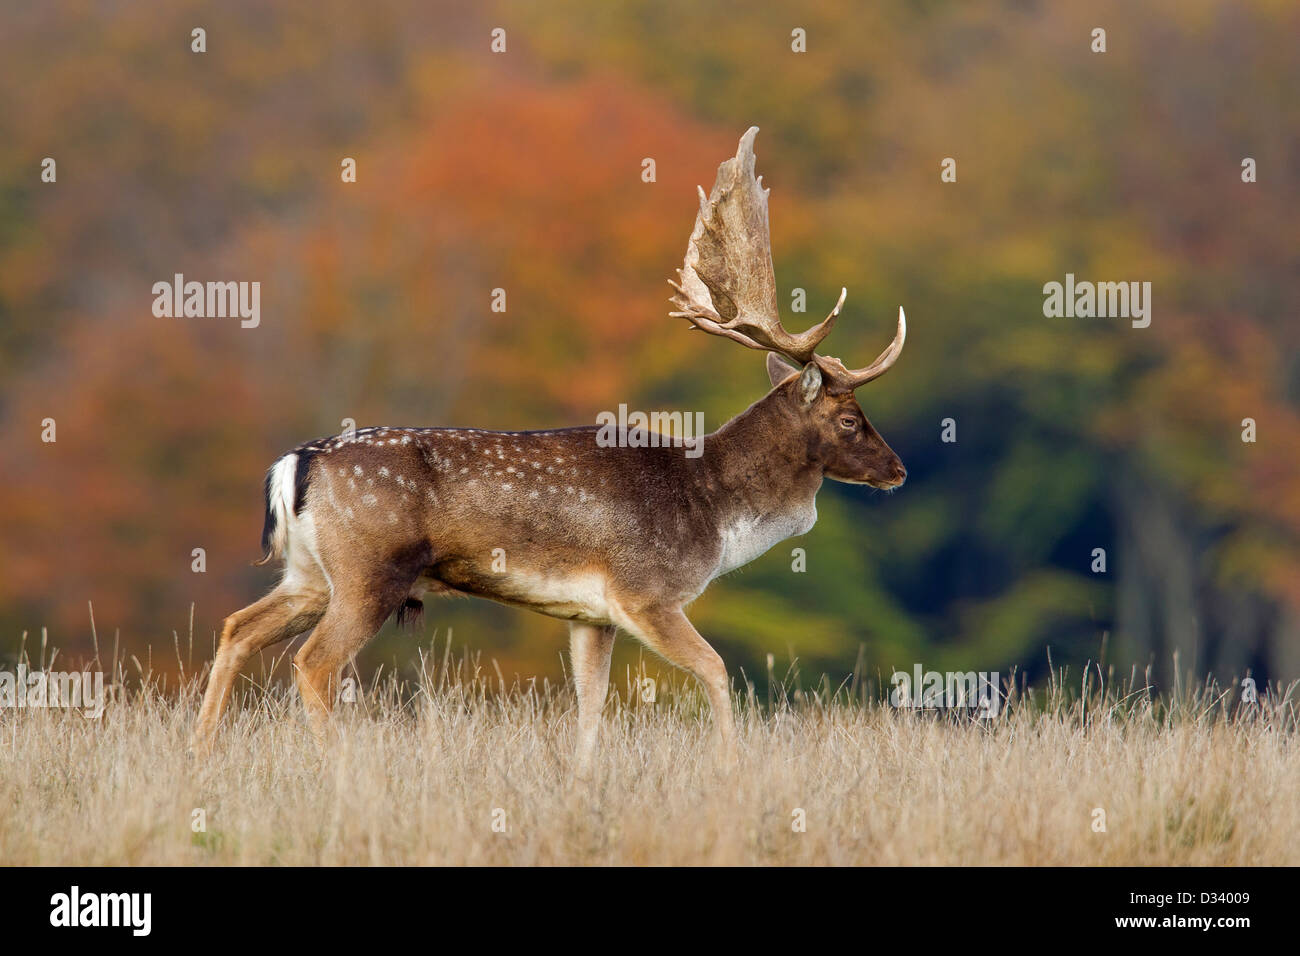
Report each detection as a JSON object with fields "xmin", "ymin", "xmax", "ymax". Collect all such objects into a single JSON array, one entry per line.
[{"xmin": 0, "ymin": 0, "xmax": 1296, "ymax": 692}]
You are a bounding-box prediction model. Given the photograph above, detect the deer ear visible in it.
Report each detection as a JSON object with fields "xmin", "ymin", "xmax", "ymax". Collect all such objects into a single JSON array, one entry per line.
[
  {"xmin": 797, "ymin": 362, "xmax": 823, "ymax": 406},
  {"xmin": 766, "ymin": 352, "xmax": 798, "ymax": 387}
]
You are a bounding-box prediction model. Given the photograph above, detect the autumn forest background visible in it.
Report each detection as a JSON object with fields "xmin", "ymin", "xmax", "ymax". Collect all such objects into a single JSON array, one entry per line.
[{"xmin": 2, "ymin": 0, "xmax": 1297, "ymax": 697}]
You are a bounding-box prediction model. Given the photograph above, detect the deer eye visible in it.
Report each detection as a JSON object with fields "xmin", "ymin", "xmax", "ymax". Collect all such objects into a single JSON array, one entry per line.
[{"xmin": 839, "ymin": 416, "xmax": 858, "ymax": 430}]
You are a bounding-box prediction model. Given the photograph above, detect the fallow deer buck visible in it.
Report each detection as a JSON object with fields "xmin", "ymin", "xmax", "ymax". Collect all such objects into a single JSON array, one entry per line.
[{"xmin": 193, "ymin": 127, "xmax": 907, "ymax": 768}]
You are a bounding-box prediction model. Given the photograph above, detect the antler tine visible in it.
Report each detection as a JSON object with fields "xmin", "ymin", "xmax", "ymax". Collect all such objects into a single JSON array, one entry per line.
[
  {"xmin": 815, "ymin": 306, "xmax": 907, "ymax": 390},
  {"xmin": 669, "ymin": 277, "xmax": 773, "ymax": 352},
  {"xmin": 813, "ymin": 285, "xmax": 848, "ymax": 337},
  {"xmin": 737, "ymin": 286, "xmax": 842, "ymax": 364}
]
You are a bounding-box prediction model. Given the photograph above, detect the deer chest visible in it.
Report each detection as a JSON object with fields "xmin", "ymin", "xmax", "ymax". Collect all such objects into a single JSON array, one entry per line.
[{"xmin": 714, "ymin": 502, "xmax": 817, "ymax": 578}]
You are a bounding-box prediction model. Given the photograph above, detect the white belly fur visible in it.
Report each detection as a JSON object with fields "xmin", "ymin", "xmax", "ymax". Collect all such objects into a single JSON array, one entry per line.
[{"xmin": 480, "ymin": 569, "xmax": 613, "ymax": 623}]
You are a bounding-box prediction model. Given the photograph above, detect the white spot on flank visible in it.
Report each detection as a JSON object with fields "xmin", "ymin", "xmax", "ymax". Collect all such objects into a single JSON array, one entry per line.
[{"xmin": 354, "ymin": 465, "xmax": 363, "ymax": 476}]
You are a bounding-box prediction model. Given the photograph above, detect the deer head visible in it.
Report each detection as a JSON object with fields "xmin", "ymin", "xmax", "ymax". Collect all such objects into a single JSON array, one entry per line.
[{"xmin": 669, "ymin": 127, "xmax": 907, "ymax": 489}]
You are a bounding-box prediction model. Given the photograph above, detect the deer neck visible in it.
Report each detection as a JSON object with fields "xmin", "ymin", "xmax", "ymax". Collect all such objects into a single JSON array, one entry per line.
[{"xmin": 701, "ymin": 394, "xmax": 822, "ymax": 572}]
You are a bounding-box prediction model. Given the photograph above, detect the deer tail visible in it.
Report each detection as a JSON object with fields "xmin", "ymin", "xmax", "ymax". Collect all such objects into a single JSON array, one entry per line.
[{"xmin": 255, "ymin": 453, "xmax": 299, "ymax": 566}]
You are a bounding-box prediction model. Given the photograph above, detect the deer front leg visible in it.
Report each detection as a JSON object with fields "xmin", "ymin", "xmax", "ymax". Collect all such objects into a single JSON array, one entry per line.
[
  {"xmin": 569, "ymin": 622, "xmax": 615, "ymax": 776},
  {"xmin": 616, "ymin": 605, "xmax": 736, "ymax": 761}
]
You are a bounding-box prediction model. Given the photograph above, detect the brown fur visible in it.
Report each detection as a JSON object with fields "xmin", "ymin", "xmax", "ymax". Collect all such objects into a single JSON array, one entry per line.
[{"xmin": 192, "ymin": 373, "xmax": 903, "ymax": 758}]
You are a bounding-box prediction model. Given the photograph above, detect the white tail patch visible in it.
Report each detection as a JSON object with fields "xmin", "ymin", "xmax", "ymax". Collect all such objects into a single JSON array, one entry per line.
[
  {"xmin": 263, "ymin": 454, "xmax": 298, "ymax": 562},
  {"xmin": 263, "ymin": 453, "xmax": 331, "ymax": 594}
]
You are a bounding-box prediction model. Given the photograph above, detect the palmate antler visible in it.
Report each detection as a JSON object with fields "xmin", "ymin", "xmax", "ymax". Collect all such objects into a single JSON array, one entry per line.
[{"xmin": 669, "ymin": 126, "xmax": 904, "ymax": 391}]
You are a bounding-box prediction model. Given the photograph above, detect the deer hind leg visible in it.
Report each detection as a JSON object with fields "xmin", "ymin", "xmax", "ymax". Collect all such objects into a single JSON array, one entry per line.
[
  {"xmin": 291, "ymin": 563, "xmax": 424, "ymax": 742},
  {"xmin": 193, "ymin": 580, "xmax": 329, "ymax": 752},
  {"xmin": 616, "ymin": 605, "xmax": 736, "ymax": 759},
  {"xmin": 292, "ymin": 601, "xmax": 386, "ymax": 742},
  {"xmin": 569, "ymin": 622, "xmax": 615, "ymax": 775}
]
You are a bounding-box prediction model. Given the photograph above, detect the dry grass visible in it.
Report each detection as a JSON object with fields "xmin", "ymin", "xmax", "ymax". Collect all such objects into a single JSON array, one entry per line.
[{"xmin": 1, "ymin": 635, "xmax": 1297, "ymax": 866}]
